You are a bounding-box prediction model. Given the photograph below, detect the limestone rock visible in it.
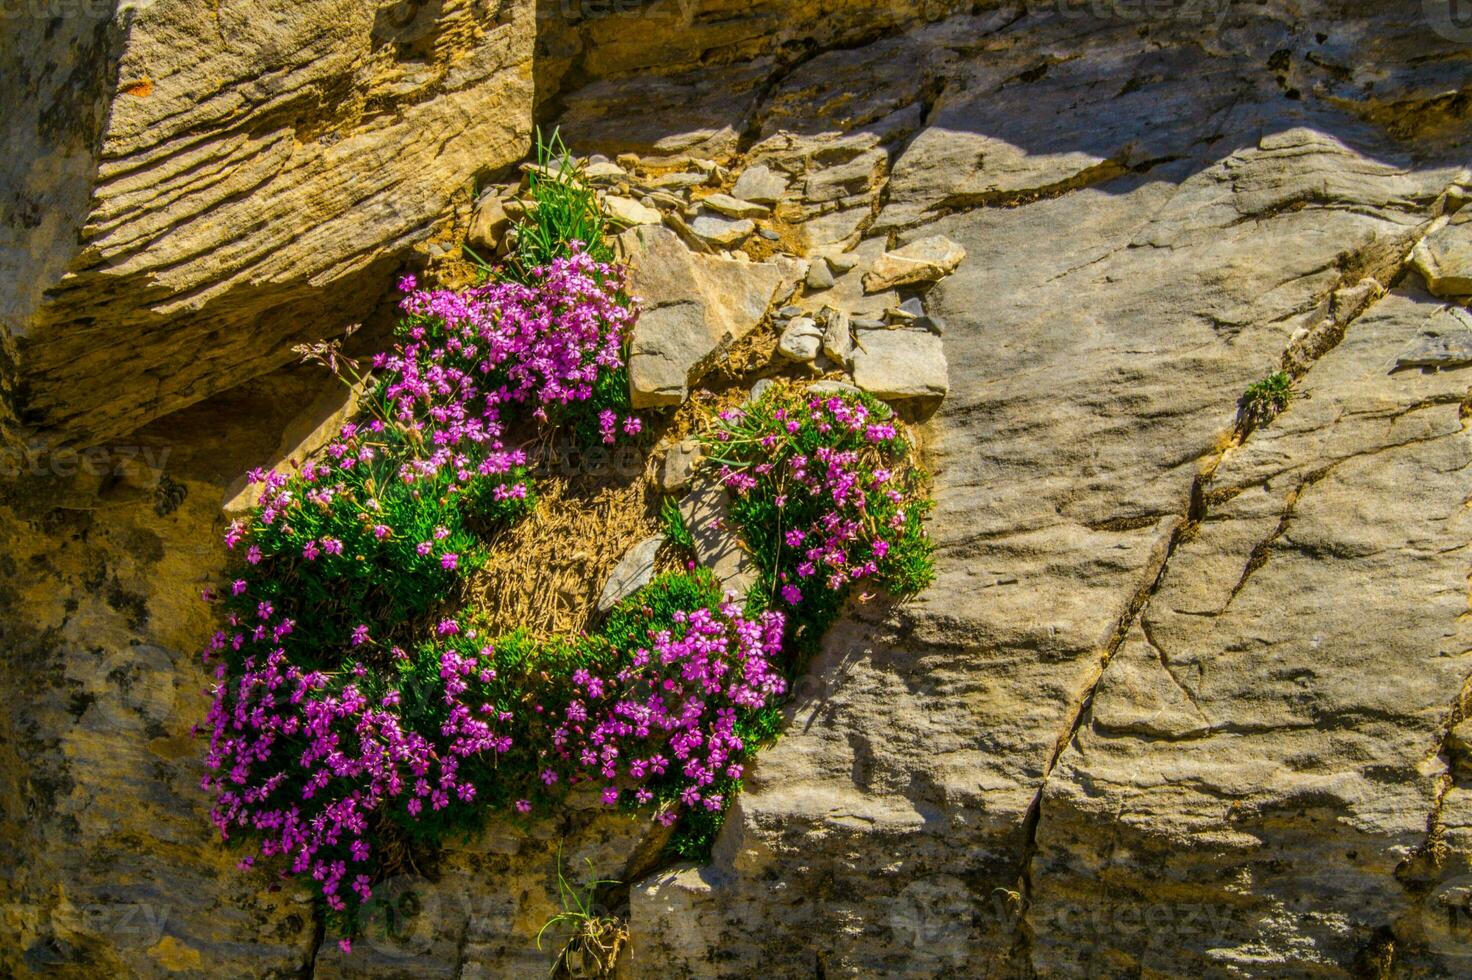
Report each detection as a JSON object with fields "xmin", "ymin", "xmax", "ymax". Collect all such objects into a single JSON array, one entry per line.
[
  {"xmin": 0, "ymin": 0, "xmax": 535, "ymax": 450},
  {"xmin": 628, "ymin": 864, "xmax": 727, "ymax": 974},
  {"xmin": 603, "ymin": 195, "xmax": 664, "ymax": 227},
  {"xmin": 820, "ymin": 309, "xmax": 854, "ymax": 368},
  {"xmin": 677, "ymin": 479, "xmax": 757, "ymax": 599},
  {"xmin": 1410, "ymin": 211, "xmax": 1472, "ymax": 297},
  {"xmin": 689, "ymin": 215, "xmax": 755, "ymax": 247},
  {"xmin": 1392, "ymin": 307, "xmax": 1472, "ymax": 371},
  {"xmin": 596, "ymin": 535, "xmax": 665, "ymax": 613},
  {"xmin": 11, "ymin": 5, "xmax": 1472, "ymax": 978},
  {"xmin": 554, "ymin": 62, "xmax": 774, "ymax": 161},
  {"xmin": 851, "ymin": 326, "xmax": 948, "ymax": 399},
  {"xmin": 221, "ymin": 376, "xmax": 367, "ymax": 520},
  {"xmin": 616, "ymin": 13, "xmax": 1469, "ymax": 976},
  {"xmin": 622, "ymin": 226, "xmax": 801, "ymax": 406},
  {"xmin": 468, "ymin": 195, "xmax": 511, "ymax": 254},
  {"xmin": 778, "ymin": 317, "xmax": 823, "ymax": 363},
  {"xmin": 795, "ymin": 239, "xmax": 898, "ymax": 318},
  {"xmin": 649, "ymin": 172, "xmax": 709, "ymax": 191},
  {"xmin": 584, "ymin": 161, "xmax": 627, "ymax": 180},
  {"xmin": 861, "ymin": 235, "xmax": 968, "ymax": 292},
  {"xmin": 731, "ymin": 165, "xmax": 790, "ymax": 205},
  {"xmin": 700, "ymin": 193, "xmax": 769, "ymax": 219},
  {"xmin": 805, "ymin": 259, "xmax": 836, "ymax": 291},
  {"xmin": 659, "ymin": 438, "xmax": 703, "ymax": 493}
]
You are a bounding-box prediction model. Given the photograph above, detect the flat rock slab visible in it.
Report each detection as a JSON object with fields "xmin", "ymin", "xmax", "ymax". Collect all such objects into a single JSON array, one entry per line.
[
  {"xmin": 862, "ymin": 235, "xmax": 967, "ymax": 292},
  {"xmin": 851, "ymin": 326, "xmax": 949, "ymax": 399},
  {"xmin": 659, "ymin": 438, "xmax": 703, "ymax": 492},
  {"xmin": 604, "ymin": 195, "xmax": 663, "ymax": 227},
  {"xmin": 677, "ymin": 478, "xmax": 757, "ymax": 599},
  {"xmin": 1392, "ymin": 307, "xmax": 1472, "ymax": 371},
  {"xmin": 622, "ymin": 225, "xmax": 802, "ymax": 406},
  {"xmin": 701, "ymin": 193, "xmax": 769, "ymax": 218},
  {"xmin": 689, "ymin": 215, "xmax": 755, "ymax": 246},
  {"xmin": 1411, "ymin": 211, "xmax": 1472, "ymax": 297},
  {"xmin": 731, "ymin": 164, "xmax": 789, "ymax": 204},
  {"xmin": 597, "ymin": 535, "xmax": 666, "ymax": 613}
]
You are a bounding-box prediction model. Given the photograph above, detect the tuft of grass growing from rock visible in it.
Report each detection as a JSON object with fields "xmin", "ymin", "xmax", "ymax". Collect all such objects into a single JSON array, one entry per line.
[{"xmin": 511, "ymin": 128, "xmax": 613, "ymax": 276}]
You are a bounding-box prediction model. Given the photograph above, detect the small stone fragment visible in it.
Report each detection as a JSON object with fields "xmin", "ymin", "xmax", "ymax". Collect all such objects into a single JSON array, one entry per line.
[
  {"xmin": 701, "ymin": 193, "xmax": 769, "ymax": 219},
  {"xmin": 651, "ymin": 171, "xmax": 710, "ymax": 190},
  {"xmin": 732, "ymin": 164, "xmax": 789, "ymax": 204},
  {"xmin": 645, "ymin": 190, "xmax": 686, "ymax": 210},
  {"xmin": 1410, "ymin": 211, "xmax": 1472, "ymax": 298},
  {"xmin": 596, "ymin": 535, "xmax": 666, "ymax": 613},
  {"xmin": 660, "ymin": 438, "xmax": 703, "ymax": 492},
  {"xmin": 806, "ymin": 259, "xmax": 836, "ymax": 291},
  {"xmin": 862, "ymin": 235, "xmax": 968, "ymax": 292},
  {"xmin": 467, "ymin": 194, "xmax": 510, "ymax": 252},
  {"xmin": 690, "ymin": 215, "xmax": 755, "ymax": 247},
  {"xmin": 821, "ymin": 251, "xmax": 859, "ymax": 274},
  {"xmin": 820, "ymin": 309, "xmax": 853, "ymax": 368},
  {"xmin": 604, "ymin": 195, "xmax": 664, "ymax": 227},
  {"xmin": 779, "ymin": 316, "xmax": 823, "ymax": 362},
  {"xmin": 756, "ymin": 226, "xmax": 781, "ymax": 241},
  {"xmin": 584, "ymin": 161, "xmax": 627, "ymax": 180}
]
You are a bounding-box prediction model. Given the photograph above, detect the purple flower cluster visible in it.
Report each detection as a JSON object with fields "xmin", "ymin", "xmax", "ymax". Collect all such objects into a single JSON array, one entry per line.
[
  {"xmin": 202, "ymin": 598, "xmax": 786, "ymax": 912},
  {"xmin": 715, "ymin": 393, "xmax": 917, "ymax": 600},
  {"xmin": 538, "ymin": 601, "xmax": 787, "ymax": 815}
]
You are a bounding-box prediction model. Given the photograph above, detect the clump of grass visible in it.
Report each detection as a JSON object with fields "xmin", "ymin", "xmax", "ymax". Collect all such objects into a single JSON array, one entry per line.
[
  {"xmin": 535, "ymin": 849, "xmax": 627, "ymax": 978},
  {"xmin": 511, "ymin": 128, "xmax": 612, "ymax": 278},
  {"xmin": 659, "ymin": 495, "xmax": 695, "ymax": 553},
  {"xmin": 1239, "ymin": 370, "xmax": 1293, "ymax": 427}
]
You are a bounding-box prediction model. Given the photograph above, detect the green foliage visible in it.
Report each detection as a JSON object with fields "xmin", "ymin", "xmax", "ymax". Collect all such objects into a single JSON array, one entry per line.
[
  {"xmin": 536, "ymin": 849, "xmax": 626, "ymax": 978},
  {"xmin": 511, "ymin": 128, "xmax": 613, "ymax": 279},
  {"xmin": 207, "ymin": 136, "xmax": 942, "ymax": 948},
  {"xmin": 659, "ymin": 496, "xmax": 695, "ymax": 553},
  {"xmin": 1240, "ymin": 370, "xmax": 1293, "ymax": 427}
]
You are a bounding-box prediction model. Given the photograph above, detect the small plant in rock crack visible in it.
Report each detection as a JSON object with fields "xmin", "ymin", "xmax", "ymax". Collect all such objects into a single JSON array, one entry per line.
[
  {"xmin": 1239, "ymin": 370, "xmax": 1294, "ymax": 427},
  {"xmin": 535, "ymin": 850, "xmax": 627, "ymax": 978}
]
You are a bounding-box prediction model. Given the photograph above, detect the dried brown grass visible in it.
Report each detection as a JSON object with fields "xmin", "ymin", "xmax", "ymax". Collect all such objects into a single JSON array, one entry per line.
[{"xmin": 468, "ymin": 467, "xmax": 658, "ymax": 638}]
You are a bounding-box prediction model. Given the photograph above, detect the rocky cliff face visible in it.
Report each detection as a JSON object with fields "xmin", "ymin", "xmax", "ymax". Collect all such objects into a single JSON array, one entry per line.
[
  {"xmin": 4, "ymin": 1, "xmax": 1472, "ymax": 977},
  {"xmin": 0, "ymin": 0, "xmax": 533, "ymax": 451}
]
